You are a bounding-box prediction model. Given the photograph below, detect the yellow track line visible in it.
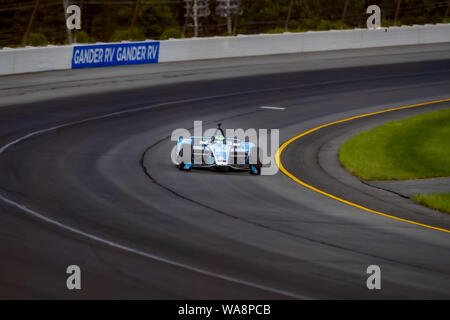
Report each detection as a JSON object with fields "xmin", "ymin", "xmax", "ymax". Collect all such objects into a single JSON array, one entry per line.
[{"xmin": 276, "ymin": 98, "xmax": 450, "ymax": 234}]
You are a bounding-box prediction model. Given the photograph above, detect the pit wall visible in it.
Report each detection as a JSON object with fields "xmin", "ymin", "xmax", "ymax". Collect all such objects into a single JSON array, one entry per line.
[{"xmin": 1, "ymin": 24, "xmax": 449, "ymax": 75}]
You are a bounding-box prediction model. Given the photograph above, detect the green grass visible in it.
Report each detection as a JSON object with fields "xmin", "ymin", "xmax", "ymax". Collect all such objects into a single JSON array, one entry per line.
[
  {"xmin": 339, "ymin": 108, "xmax": 450, "ymax": 181},
  {"xmin": 412, "ymin": 193, "xmax": 450, "ymax": 214}
]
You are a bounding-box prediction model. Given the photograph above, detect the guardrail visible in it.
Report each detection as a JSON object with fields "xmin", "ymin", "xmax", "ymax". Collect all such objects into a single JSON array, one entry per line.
[{"xmin": 1, "ymin": 24, "xmax": 449, "ymax": 76}]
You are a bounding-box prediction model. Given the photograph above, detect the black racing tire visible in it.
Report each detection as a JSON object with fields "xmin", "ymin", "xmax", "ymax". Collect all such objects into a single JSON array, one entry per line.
[
  {"xmin": 249, "ymin": 147, "xmax": 262, "ymax": 175},
  {"xmin": 178, "ymin": 148, "xmax": 192, "ymax": 171}
]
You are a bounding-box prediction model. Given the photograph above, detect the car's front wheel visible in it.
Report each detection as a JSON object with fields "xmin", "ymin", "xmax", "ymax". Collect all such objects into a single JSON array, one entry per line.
[{"xmin": 178, "ymin": 149, "xmax": 192, "ymax": 171}]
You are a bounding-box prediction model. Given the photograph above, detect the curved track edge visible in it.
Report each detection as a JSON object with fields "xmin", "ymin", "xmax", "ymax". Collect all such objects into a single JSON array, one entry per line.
[{"xmin": 276, "ymin": 98, "xmax": 450, "ymax": 234}]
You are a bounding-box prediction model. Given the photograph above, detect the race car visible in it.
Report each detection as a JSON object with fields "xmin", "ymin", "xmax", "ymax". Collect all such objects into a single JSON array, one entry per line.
[{"xmin": 175, "ymin": 124, "xmax": 262, "ymax": 175}]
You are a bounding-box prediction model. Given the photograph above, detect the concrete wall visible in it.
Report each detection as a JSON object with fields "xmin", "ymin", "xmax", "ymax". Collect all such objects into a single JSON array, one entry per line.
[
  {"xmin": 0, "ymin": 46, "xmax": 72, "ymax": 75},
  {"xmin": 1, "ymin": 24, "xmax": 450, "ymax": 75}
]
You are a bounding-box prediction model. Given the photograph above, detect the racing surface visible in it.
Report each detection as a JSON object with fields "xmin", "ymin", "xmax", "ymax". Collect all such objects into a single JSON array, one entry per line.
[
  {"xmin": 367, "ymin": 177, "xmax": 450, "ymax": 197},
  {"xmin": 0, "ymin": 45, "xmax": 450, "ymax": 299}
]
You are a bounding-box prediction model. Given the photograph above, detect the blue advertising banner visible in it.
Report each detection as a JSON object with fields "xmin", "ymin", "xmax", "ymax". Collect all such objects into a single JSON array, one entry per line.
[{"xmin": 72, "ymin": 42, "xmax": 160, "ymax": 69}]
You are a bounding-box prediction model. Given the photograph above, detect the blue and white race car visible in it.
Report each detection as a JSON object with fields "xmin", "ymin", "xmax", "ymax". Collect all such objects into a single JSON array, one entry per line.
[{"xmin": 175, "ymin": 124, "xmax": 262, "ymax": 175}]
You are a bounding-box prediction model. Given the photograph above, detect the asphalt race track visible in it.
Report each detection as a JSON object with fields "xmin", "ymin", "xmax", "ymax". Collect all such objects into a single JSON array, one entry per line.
[{"xmin": 0, "ymin": 44, "xmax": 450, "ymax": 299}]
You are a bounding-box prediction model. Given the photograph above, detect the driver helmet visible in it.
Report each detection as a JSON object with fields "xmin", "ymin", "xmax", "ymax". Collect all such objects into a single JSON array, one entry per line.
[{"xmin": 215, "ymin": 135, "xmax": 225, "ymax": 144}]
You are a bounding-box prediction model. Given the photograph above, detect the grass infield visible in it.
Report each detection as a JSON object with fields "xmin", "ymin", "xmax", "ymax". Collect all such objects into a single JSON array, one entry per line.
[
  {"xmin": 412, "ymin": 193, "xmax": 450, "ymax": 214},
  {"xmin": 339, "ymin": 108, "xmax": 450, "ymax": 181}
]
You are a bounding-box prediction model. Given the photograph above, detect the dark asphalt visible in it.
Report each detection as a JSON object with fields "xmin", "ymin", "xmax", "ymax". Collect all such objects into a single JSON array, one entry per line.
[
  {"xmin": 0, "ymin": 48, "xmax": 450, "ymax": 299},
  {"xmin": 366, "ymin": 178, "xmax": 450, "ymax": 197}
]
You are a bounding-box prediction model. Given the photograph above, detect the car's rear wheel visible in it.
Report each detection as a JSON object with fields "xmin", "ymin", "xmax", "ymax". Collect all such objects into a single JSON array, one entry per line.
[{"xmin": 249, "ymin": 147, "xmax": 262, "ymax": 175}]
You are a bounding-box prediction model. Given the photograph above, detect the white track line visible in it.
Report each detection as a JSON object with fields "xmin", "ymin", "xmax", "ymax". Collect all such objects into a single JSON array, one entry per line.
[
  {"xmin": 260, "ymin": 106, "xmax": 285, "ymax": 110},
  {"xmin": 0, "ymin": 94, "xmax": 310, "ymax": 300}
]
